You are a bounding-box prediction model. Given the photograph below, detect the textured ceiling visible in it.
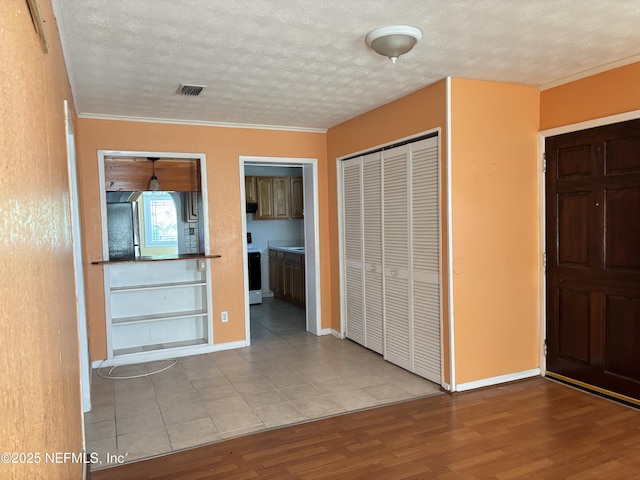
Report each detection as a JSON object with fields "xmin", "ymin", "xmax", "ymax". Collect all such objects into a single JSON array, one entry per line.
[{"xmin": 52, "ymin": 0, "xmax": 640, "ymax": 131}]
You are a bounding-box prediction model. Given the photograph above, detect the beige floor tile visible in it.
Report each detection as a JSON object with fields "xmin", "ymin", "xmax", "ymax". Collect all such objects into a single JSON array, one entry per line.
[
  {"xmin": 327, "ymin": 389, "xmax": 379, "ymax": 409},
  {"xmin": 191, "ymin": 375, "xmax": 231, "ymax": 390},
  {"xmin": 117, "ymin": 425, "xmax": 170, "ymax": 458},
  {"xmin": 115, "ymin": 386, "xmax": 157, "ymax": 404},
  {"xmin": 253, "ymin": 402, "xmax": 307, "ymax": 428},
  {"xmin": 230, "ymin": 378, "xmax": 275, "ymax": 395},
  {"xmin": 362, "ymin": 383, "xmax": 411, "ymax": 402},
  {"xmin": 202, "ymin": 395, "xmax": 250, "ymax": 416},
  {"xmin": 280, "ymin": 383, "xmax": 323, "ymax": 401},
  {"xmin": 166, "ymin": 417, "xmax": 218, "ymax": 445},
  {"xmin": 267, "ymin": 373, "xmax": 307, "ymax": 388},
  {"xmin": 160, "ymin": 402, "xmax": 209, "ymax": 425},
  {"xmin": 211, "ymin": 409, "xmax": 263, "ymax": 433},
  {"xmin": 116, "ymin": 409, "xmax": 165, "ymax": 436},
  {"xmin": 152, "ymin": 379, "xmax": 195, "ymax": 396},
  {"xmin": 347, "ymin": 374, "xmax": 388, "ymax": 389},
  {"xmin": 115, "ymin": 400, "xmax": 161, "ymax": 419},
  {"xmin": 108, "ymin": 363, "xmax": 149, "ymax": 378},
  {"xmin": 196, "ymin": 384, "xmax": 238, "ymax": 402},
  {"xmin": 243, "ymin": 390, "xmax": 288, "ymax": 408},
  {"xmin": 156, "ymin": 390, "xmax": 201, "ymax": 407},
  {"xmin": 85, "ymin": 419, "xmax": 116, "ymax": 442},
  {"xmin": 391, "ymin": 378, "xmax": 442, "ymax": 396},
  {"xmin": 314, "ymin": 377, "xmax": 358, "ymax": 394},
  {"xmin": 290, "ymin": 395, "xmax": 343, "ymax": 417},
  {"xmin": 85, "ymin": 436, "xmax": 117, "ymax": 470},
  {"xmin": 183, "ymin": 366, "xmax": 224, "ymax": 381},
  {"xmin": 84, "ymin": 404, "xmax": 115, "ymax": 424}
]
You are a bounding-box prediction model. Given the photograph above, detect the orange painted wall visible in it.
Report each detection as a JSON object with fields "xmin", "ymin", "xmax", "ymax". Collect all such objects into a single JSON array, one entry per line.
[
  {"xmin": 0, "ymin": 1, "xmax": 83, "ymax": 478},
  {"xmin": 450, "ymin": 79, "xmax": 540, "ymax": 384},
  {"xmin": 326, "ymin": 80, "xmax": 450, "ymax": 382},
  {"xmin": 540, "ymin": 61, "xmax": 640, "ymax": 130},
  {"xmin": 76, "ymin": 119, "xmax": 327, "ymax": 360}
]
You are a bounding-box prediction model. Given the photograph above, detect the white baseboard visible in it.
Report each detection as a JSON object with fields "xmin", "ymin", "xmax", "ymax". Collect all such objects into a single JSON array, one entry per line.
[
  {"xmin": 91, "ymin": 340, "xmax": 249, "ymax": 368},
  {"xmin": 455, "ymin": 368, "xmax": 541, "ymax": 392},
  {"xmin": 441, "ymin": 381, "xmax": 452, "ymax": 392}
]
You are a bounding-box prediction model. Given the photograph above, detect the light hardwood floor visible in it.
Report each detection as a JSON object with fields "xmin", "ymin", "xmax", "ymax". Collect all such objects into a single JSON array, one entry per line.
[{"xmin": 90, "ymin": 377, "xmax": 640, "ymax": 479}]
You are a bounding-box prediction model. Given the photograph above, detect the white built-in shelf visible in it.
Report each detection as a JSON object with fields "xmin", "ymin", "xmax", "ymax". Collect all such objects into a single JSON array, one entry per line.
[
  {"xmin": 110, "ymin": 280, "xmax": 207, "ymax": 293},
  {"xmin": 113, "ymin": 338, "xmax": 207, "ymax": 357},
  {"xmin": 112, "ymin": 309, "xmax": 208, "ymax": 326}
]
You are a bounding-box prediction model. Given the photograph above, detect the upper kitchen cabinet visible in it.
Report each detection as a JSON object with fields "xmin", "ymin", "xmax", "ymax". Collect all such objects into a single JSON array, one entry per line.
[
  {"xmin": 290, "ymin": 177, "xmax": 304, "ymax": 219},
  {"xmin": 245, "ymin": 176, "xmax": 258, "ymax": 203},
  {"xmin": 105, "ymin": 157, "xmax": 200, "ymax": 192},
  {"xmin": 257, "ymin": 176, "xmax": 294, "ymax": 220}
]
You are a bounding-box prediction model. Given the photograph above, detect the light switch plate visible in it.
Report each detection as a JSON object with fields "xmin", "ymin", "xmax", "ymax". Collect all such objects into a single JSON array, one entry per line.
[{"xmin": 197, "ymin": 259, "xmax": 206, "ymax": 271}]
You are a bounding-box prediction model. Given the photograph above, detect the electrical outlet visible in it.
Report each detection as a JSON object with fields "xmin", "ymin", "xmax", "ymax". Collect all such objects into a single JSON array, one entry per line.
[{"xmin": 221, "ymin": 311, "xmax": 228, "ymax": 323}]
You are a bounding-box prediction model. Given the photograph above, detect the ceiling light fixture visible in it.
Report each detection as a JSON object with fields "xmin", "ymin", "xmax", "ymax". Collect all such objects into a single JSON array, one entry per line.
[
  {"xmin": 366, "ymin": 25, "xmax": 422, "ymax": 63},
  {"xmin": 147, "ymin": 157, "xmax": 160, "ymax": 191}
]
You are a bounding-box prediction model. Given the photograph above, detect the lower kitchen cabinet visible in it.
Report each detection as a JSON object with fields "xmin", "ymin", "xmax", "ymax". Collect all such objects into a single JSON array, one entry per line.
[{"xmin": 269, "ymin": 249, "xmax": 305, "ymax": 307}]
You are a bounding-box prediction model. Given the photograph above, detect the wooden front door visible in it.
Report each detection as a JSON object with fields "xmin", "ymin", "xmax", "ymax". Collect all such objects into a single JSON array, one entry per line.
[{"xmin": 546, "ymin": 118, "xmax": 640, "ymax": 401}]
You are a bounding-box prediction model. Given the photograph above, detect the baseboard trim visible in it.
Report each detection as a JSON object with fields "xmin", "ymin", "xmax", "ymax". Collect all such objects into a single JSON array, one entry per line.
[
  {"xmin": 319, "ymin": 328, "xmax": 341, "ymax": 338},
  {"xmin": 91, "ymin": 340, "xmax": 249, "ymax": 368},
  {"xmin": 441, "ymin": 381, "xmax": 452, "ymax": 392},
  {"xmin": 455, "ymin": 368, "xmax": 541, "ymax": 392}
]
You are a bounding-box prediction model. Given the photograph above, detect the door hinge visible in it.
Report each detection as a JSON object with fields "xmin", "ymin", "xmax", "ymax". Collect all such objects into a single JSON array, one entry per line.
[
  {"xmin": 543, "ymin": 153, "xmax": 547, "ymax": 173},
  {"xmin": 544, "ymin": 339, "xmax": 548, "ymax": 357},
  {"xmin": 543, "ymin": 252, "xmax": 546, "ymax": 270}
]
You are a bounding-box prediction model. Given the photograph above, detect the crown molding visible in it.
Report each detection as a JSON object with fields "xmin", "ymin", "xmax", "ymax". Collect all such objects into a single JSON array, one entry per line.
[
  {"xmin": 538, "ymin": 53, "xmax": 640, "ymax": 91},
  {"xmin": 77, "ymin": 113, "xmax": 327, "ymax": 134}
]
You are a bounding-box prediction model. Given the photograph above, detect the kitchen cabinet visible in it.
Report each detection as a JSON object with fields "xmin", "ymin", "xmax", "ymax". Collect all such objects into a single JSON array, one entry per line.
[
  {"xmin": 290, "ymin": 177, "xmax": 304, "ymax": 218},
  {"xmin": 257, "ymin": 177, "xmax": 274, "ymax": 219},
  {"xmin": 255, "ymin": 176, "xmax": 302, "ymax": 220},
  {"xmin": 245, "ymin": 176, "xmax": 258, "ymax": 203},
  {"xmin": 272, "ymin": 177, "xmax": 290, "ymax": 219},
  {"xmin": 341, "ymin": 135, "xmax": 441, "ymax": 384},
  {"xmin": 104, "ymin": 156, "xmax": 201, "ymax": 192},
  {"xmin": 269, "ymin": 249, "xmax": 305, "ymax": 307}
]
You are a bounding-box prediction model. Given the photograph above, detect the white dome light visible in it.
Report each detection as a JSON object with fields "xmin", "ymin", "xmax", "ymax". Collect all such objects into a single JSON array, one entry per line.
[{"xmin": 366, "ymin": 25, "xmax": 422, "ymax": 63}]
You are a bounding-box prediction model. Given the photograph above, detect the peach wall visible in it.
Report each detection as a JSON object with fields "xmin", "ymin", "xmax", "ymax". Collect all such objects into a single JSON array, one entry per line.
[
  {"xmin": 450, "ymin": 79, "xmax": 540, "ymax": 384},
  {"xmin": 76, "ymin": 119, "xmax": 327, "ymax": 360},
  {"xmin": 0, "ymin": 1, "xmax": 83, "ymax": 478},
  {"xmin": 326, "ymin": 80, "xmax": 450, "ymax": 382},
  {"xmin": 540, "ymin": 62, "xmax": 640, "ymax": 130}
]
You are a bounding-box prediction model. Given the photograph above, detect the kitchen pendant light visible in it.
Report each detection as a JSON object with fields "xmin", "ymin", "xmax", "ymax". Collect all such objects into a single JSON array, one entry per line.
[
  {"xmin": 366, "ymin": 25, "xmax": 422, "ymax": 63},
  {"xmin": 148, "ymin": 157, "xmax": 161, "ymax": 191}
]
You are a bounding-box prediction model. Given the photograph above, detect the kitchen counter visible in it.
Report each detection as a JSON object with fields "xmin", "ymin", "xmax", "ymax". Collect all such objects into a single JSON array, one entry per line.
[
  {"xmin": 268, "ymin": 246, "xmax": 305, "ymax": 254},
  {"xmin": 91, "ymin": 253, "xmax": 221, "ymax": 265}
]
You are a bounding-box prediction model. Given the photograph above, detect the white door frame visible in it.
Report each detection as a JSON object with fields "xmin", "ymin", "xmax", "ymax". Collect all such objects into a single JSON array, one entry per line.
[
  {"xmin": 336, "ymin": 128, "xmax": 445, "ymax": 386},
  {"xmin": 239, "ymin": 156, "xmax": 322, "ymax": 340},
  {"xmin": 537, "ymin": 108, "xmax": 640, "ymax": 377},
  {"xmin": 64, "ymin": 101, "xmax": 92, "ymax": 414},
  {"xmin": 96, "ymin": 150, "xmax": 213, "ymax": 362}
]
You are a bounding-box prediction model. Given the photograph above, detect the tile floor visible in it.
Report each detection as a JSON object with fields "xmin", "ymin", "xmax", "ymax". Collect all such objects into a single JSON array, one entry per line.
[{"xmin": 85, "ymin": 297, "xmax": 441, "ymax": 468}]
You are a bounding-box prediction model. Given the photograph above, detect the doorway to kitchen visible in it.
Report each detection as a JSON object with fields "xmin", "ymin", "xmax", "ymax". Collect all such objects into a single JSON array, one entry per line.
[{"xmin": 239, "ymin": 156, "xmax": 321, "ymax": 343}]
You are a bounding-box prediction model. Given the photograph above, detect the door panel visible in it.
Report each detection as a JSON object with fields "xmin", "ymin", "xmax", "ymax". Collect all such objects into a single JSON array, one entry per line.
[
  {"xmin": 546, "ymin": 118, "xmax": 640, "ymax": 400},
  {"xmin": 605, "ymin": 188, "xmax": 640, "ymax": 270}
]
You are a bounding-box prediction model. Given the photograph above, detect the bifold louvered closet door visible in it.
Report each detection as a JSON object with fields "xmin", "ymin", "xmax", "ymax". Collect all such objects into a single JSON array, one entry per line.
[
  {"xmin": 343, "ymin": 152, "xmax": 384, "ymax": 354},
  {"xmin": 342, "ymin": 135, "xmax": 441, "ymax": 383}
]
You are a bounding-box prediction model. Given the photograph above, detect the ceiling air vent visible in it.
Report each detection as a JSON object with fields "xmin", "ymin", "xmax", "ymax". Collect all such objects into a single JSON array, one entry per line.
[{"xmin": 176, "ymin": 84, "xmax": 206, "ymax": 96}]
